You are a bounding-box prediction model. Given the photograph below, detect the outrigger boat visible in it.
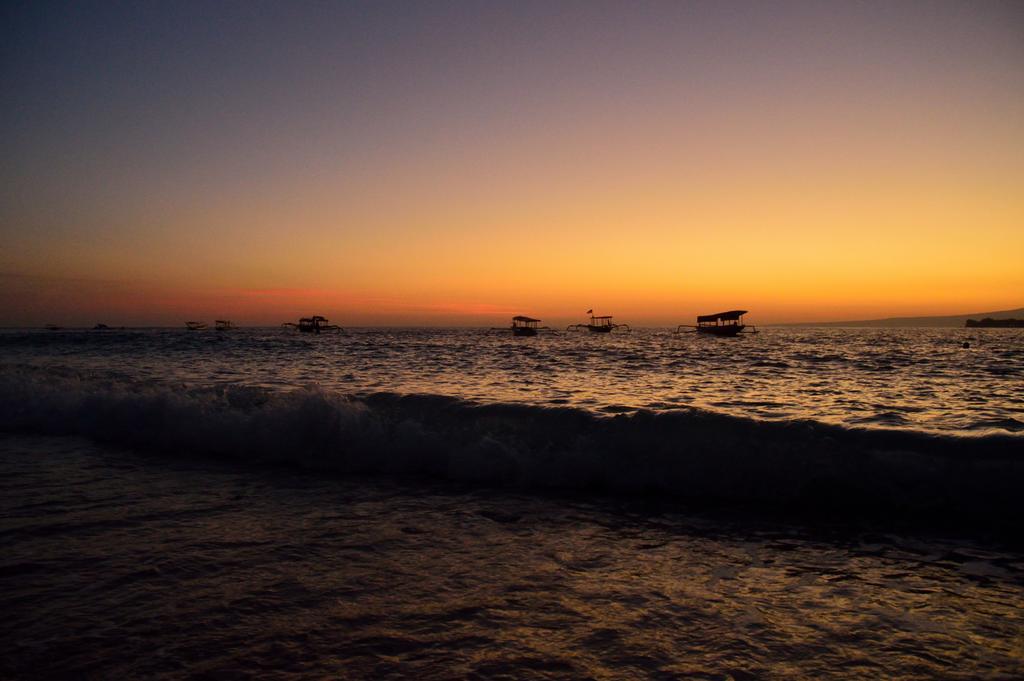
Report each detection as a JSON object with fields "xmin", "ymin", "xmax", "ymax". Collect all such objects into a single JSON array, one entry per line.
[
  {"xmin": 567, "ymin": 311, "xmax": 630, "ymax": 333},
  {"xmin": 677, "ymin": 310, "xmax": 756, "ymax": 336},
  {"xmin": 214, "ymin": 319, "xmax": 235, "ymax": 331},
  {"xmin": 185, "ymin": 321, "xmax": 207, "ymax": 331},
  {"xmin": 282, "ymin": 315, "xmax": 344, "ymax": 334},
  {"xmin": 493, "ymin": 316, "xmax": 551, "ymax": 336}
]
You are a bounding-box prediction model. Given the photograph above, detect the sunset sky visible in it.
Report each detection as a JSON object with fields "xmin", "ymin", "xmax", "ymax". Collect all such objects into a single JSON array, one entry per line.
[{"xmin": 2, "ymin": 1, "xmax": 1022, "ymax": 326}]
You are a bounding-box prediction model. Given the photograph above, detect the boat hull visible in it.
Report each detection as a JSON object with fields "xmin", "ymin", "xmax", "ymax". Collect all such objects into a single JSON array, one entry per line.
[
  {"xmin": 587, "ymin": 325, "xmax": 613, "ymax": 333},
  {"xmin": 697, "ymin": 325, "xmax": 744, "ymax": 337},
  {"xmin": 512, "ymin": 327, "xmax": 537, "ymax": 337}
]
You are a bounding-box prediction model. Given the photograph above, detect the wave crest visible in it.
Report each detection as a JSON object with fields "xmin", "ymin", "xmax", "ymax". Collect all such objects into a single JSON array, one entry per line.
[{"xmin": 2, "ymin": 366, "xmax": 1021, "ymax": 523}]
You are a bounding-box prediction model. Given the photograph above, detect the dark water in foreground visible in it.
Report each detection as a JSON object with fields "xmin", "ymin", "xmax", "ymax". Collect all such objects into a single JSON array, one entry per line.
[{"xmin": 3, "ymin": 436, "xmax": 1022, "ymax": 680}]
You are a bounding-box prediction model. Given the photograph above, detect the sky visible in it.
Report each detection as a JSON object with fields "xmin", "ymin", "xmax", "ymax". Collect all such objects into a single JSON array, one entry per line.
[{"xmin": 2, "ymin": 0, "xmax": 1022, "ymax": 326}]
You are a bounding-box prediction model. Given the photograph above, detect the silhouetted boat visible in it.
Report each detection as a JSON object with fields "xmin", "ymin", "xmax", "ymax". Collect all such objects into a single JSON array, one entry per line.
[
  {"xmin": 567, "ymin": 312, "xmax": 630, "ymax": 333},
  {"xmin": 282, "ymin": 315, "xmax": 344, "ymax": 334},
  {"xmin": 44, "ymin": 324, "xmax": 62, "ymax": 331},
  {"xmin": 493, "ymin": 316, "xmax": 550, "ymax": 336},
  {"xmin": 965, "ymin": 317, "xmax": 1023, "ymax": 328},
  {"xmin": 678, "ymin": 310, "xmax": 755, "ymax": 336},
  {"xmin": 215, "ymin": 319, "xmax": 235, "ymax": 331},
  {"xmin": 93, "ymin": 323, "xmax": 110, "ymax": 330},
  {"xmin": 185, "ymin": 321, "xmax": 207, "ymax": 331}
]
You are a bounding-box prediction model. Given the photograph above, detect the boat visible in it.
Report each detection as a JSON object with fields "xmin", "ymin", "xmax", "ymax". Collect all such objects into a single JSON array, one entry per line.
[
  {"xmin": 214, "ymin": 319, "xmax": 235, "ymax": 331},
  {"xmin": 43, "ymin": 324, "xmax": 62, "ymax": 331},
  {"xmin": 567, "ymin": 311, "xmax": 630, "ymax": 333},
  {"xmin": 282, "ymin": 315, "xmax": 344, "ymax": 334},
  {"xmin": 677, "ymin": 310, "xmax": 755, "ymax": 336},
  {"xmin": 493, "ymin": 316, "xmax": 550, "ymax": 336},
  {"xmin": 93, "ymin": 323, "xmax": 110, "ymax": 330},
  {"xmin": 185, "ymin": 321, "xmax": 207, "ymax": 331}
]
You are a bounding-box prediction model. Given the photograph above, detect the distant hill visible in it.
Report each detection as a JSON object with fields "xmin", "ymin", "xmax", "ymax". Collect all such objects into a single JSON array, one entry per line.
[{"xmin": 781, "ymin": 307, "xmax": 1024, "ymax": 328}]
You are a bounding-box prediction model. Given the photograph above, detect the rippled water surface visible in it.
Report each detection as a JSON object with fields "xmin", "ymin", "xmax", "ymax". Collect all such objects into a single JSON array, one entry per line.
[
  {"xmin": 2, "ymin": 436, "xmax": 1022, "ymax": 680},
  {"xmin": 2, "ymin": 326, "xmax": 1022, "ymax": 433}
]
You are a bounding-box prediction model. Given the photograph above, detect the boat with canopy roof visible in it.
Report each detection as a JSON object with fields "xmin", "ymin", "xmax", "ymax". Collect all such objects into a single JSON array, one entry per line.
[
  {"xmin": 492, "ymin": 316, "xmax": 552, "ymax": 336},
  {"xmin": 282, "ymin": 315, "xmax": 344, "ymax": 334},
  {"xmin": 676, "ymin": 310, "xmax": 756, "ymax": 336},
  {"xmin": 567, "ymin": 312, "xmax": 630, "ymax": 333}
]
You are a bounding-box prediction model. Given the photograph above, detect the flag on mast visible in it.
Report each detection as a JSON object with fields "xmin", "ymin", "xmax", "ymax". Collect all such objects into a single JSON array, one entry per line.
[{"xmin": 586, "ymin": 309, "xmax": 593, "ymax": 314}]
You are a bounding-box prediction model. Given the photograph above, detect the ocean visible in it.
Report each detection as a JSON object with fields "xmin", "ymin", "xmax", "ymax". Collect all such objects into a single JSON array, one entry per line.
[{"xmin": 2, "ymin": 327, "xmax": 1022, "ymax": 678}]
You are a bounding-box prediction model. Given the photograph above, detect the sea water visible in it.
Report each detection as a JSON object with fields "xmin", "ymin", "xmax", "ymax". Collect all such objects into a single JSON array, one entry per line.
[
  {"xmin": 2, "ymin": 326, "xmax": 1022, "ymax": 433},
  {"xmin": 1, "ymin": 327, "xmax": 1022, "ymax": 678}
]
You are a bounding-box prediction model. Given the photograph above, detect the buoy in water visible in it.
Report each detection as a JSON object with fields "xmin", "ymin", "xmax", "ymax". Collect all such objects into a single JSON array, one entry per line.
[{"xmin": 962, "ymin": 341, "xmax": 970, "ymax": 349}]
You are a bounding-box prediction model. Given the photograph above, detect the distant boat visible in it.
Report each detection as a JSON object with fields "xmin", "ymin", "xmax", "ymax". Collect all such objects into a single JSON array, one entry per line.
[
  {"xmin": 567, "ymin": 312, "xmax": 630, "ymax": 334},
  {"xmin": 185, "ymin": 321, "xmax": 207, "ymax": 331},
  {"xmin": 678, "ymin": 310, "xmax": 755, "ymax": 337},
  {"xmin": 44, "ymin": 324, "xmax": 62, "ymax": 331},
  {"xmin": 214, "ymin": 319, "xmax": 235, "ymax": 331},
  {"xmin": 282, "ymin": 315, "xmax": 344, "ymax": 334},
  {"xmin": 493, "ymin": 315, "xmax": 550, "ymax": 336},
  {"xmin": 93, "ymin": 323, "xmax": 110, "ymax": 330},
  {"xmin": 965, "ymin": 317, "xmax": 1024, "ymax": 328}
]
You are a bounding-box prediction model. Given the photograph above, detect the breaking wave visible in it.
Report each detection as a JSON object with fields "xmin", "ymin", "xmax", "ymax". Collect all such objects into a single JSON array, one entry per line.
[{"xmin": 1, "ymin": 365, "xmax": 1021, "ymax": 525}]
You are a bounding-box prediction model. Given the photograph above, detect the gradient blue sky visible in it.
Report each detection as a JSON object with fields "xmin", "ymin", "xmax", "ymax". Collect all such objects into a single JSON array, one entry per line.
[{"xmin": 2, "ymin": 1, "xmax": 1022, "ymax": 325}]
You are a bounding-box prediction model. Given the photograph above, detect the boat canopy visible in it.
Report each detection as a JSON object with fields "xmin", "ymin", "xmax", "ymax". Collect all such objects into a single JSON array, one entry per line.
[
  {"xmin": 512, "ymin": 316, "xmax": 541, "ymax": 322},
  {"xmin": 592, "ymin": 315, "xmax": 613, "ymax": 320},
  {"xmin": 697, "ymin": 310, "xmax": 747, "ymax": 323}
]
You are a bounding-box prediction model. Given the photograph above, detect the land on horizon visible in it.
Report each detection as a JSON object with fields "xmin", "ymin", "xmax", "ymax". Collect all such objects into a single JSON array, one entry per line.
[{"xmin": 775, "ymin": 307, "xmax": 1024, "ymax": 328}]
